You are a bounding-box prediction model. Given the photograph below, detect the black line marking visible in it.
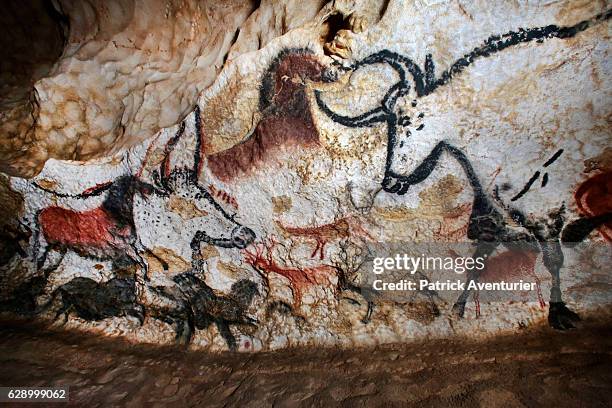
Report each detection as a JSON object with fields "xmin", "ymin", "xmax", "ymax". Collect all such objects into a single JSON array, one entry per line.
[
  {"xmin": 561, "ymin": 212, "xmax": 612, "ymax": 245},
  {"xmin": 318, "ymin": 8, "xmax": 610, "ymax": 114},
  {"xmin": 311, "ymin": 10, "xmax": 609, "ymax": 330},
  {"xmin": 193, "ymin": 104, "xmax": 203, "ymax": 177},
  {"xmin": 315, "ymin": 10, "xmax": 608, "ymax": 193},
  {"xmin": 32, "ymin": 181, "xmax": 111, "ymax": 198},
  {"xmin": 541, "ymin": 172, "xmax": 549, "ymax": 187},
  {"xmin": 431, "ymin": 11, "xmax": 610, "ymax": 94},
  {"xmin": 544, "ymin": 149, "xmax": 564, "ymax": 167},
  {"xmin": 511, "ymin": 171, "xmax": 540, "ymax": 201}
]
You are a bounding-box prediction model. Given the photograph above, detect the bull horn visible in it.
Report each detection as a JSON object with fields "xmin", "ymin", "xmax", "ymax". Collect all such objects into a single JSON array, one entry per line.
[
  {"xmin": 160, "ymin": 120, "xmax": 186, "ymax": 184},
  {"xmin": 314, "ymin": 91, "xmax": 389, "ymax": 128},
  {"xmin": 314, "ymin": 49, "xmax": 433, "ymax": 128}
]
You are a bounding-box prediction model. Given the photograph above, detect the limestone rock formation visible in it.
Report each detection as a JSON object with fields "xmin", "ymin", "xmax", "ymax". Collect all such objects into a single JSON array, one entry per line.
[{"xmin": 0, "ymin": 0, "xmax": 332, "ymax": 177}]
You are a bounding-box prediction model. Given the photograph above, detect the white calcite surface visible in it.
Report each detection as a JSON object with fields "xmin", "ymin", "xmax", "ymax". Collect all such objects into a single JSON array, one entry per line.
[{"xmin": 1, "ymin": 0, "xmax": 610, "ymax": 351}]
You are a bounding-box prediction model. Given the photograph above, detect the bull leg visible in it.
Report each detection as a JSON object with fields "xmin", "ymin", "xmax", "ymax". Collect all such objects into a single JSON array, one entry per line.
[
  {"xmin": 128, "ymin": 305, "xmax": 145, "ymax": 326},
  {"xmin": 174, "ymin": 320, "xmax": 192, "ymax": 345},
  {"xmin": 452, "ymin": 242, "xmax": 498, "ymax": 318},
  {"xmin": 362, "ymin": 300, "xmax": 374, "ymax": 324},
  {"xmin": 36, "ymin": 246, "xmax": 51, "ymax": 271},
  {"xmin": 174, "ymin": 320, "xmax": 185, "ymax": 344},
  {"xmin": 340, "ymin": 294, "xmax": 374, "ymax": 324},
  {"xmin": 185, "ymin": 313, "xmax": 195, "ymax": 344},
  {"xmin": 40, "ymin": 247, "xmax": 67, "ymax": 278},
  {"xmin": 319, "ymin": 241, "xmax": 326, "ymax": 260},
  {"xmin": 127, "ymin": 244, "xmax": 149, "ymax": 282},
  {"xmin": 173, "ymin": 308, "xmax": 196, "ymax": 345},
  {"xmin": 216, "ymin": 320, "xmax": 237, "ymax": 351},
  {"xmin": 310, "ymin": 241, "xmax": 321, "ymax": 258},
  {"xmin": 541, "ymin": 241, "xmax": 580, "ymax": 330},
  {"xmin": 54, "ymin": 301, "xmax": 72, "ymax": 325},
  {"xmin": 341, "ymin": 282, "xmax": 375, "ymax": 324}
]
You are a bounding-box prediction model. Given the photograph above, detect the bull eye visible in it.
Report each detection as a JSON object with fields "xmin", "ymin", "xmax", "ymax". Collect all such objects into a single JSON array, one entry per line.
[{"xmin": 233, "ymin": 236, "xmax": 246, "ymax": 248}]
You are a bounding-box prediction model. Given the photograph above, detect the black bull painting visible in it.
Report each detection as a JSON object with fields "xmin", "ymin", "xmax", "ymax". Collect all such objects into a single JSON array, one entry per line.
[
  {"xmin": 1, "ymin": 107, "xmax": 260, "ymax": 350},
  {"xmin": 314, "ymin": 10, "xmax": 611, "ymax": 329}
]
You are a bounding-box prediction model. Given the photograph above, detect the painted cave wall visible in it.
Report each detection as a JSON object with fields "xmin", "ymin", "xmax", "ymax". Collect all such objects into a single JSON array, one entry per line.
[{"xmin": 0, "ymin": 0, "xmax": 610, "ymax": 351}]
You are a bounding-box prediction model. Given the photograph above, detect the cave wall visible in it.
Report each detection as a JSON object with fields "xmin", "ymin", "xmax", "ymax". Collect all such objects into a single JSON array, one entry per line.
[
  {"xmin": 0, "ymin": 0, "xmax": 328, "ymax": 177},
  {"xmin": 1, "ymin": 0, "xmax": 611, "ymax": 351}
]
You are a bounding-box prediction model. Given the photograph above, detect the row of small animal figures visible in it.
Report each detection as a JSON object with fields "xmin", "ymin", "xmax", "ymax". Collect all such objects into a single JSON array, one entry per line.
[{"xmin": 36, "ymin": 272, "xmax": 258, "ymax": 352}]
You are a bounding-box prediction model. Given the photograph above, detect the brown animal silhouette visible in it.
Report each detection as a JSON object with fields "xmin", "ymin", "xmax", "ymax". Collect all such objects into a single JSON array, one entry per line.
[
  {"xmin": 243, "ymin": 238, "xmax": 335, "ymax": 309},
  {"xmin": 274, "ymin": 216, "xmax": 373, "ymax": 260}
]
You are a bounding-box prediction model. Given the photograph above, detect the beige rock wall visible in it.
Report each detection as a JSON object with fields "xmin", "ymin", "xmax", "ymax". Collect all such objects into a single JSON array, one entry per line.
[{"xmin": 0, "ymin": 0, "xmax": 610, "ymax": 351}]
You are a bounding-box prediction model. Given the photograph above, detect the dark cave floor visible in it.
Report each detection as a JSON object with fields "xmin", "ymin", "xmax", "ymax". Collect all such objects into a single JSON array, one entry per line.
[{"xmin": 0, "ymin": 319, "xmax": 611, "ymax": 407}]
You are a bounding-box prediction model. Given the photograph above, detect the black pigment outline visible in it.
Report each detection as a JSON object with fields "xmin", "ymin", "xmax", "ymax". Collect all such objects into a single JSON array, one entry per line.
[
  {"xmin": 314, "ymin": 9, "xmax": 610, "ymax": 329},
  {"xmin": 30, "ymin": 106, "xmax": 256, "ymax": 282},
  {"xmin": 511, "ymin": 171, "xmax": 541, "ymax": 201},
  {"xmin": 511, "ymin": 149, "xmax": 564, "ymax": 201},
  {"xmin": 544, "ymin": 149, "xmax": 564, "ymax": 167}
]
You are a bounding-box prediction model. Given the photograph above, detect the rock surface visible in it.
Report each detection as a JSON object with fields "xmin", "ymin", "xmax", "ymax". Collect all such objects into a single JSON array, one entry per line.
[
  {"xmin": 0, "ymin": 0, "xmax": 610, "ymax": 351},
  {"xmin": 0, "ymin": 0, "xmax": 329, "ymax": 177}
]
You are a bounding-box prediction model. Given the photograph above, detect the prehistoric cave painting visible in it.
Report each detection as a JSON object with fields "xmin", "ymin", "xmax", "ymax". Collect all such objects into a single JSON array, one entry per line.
[
  {"xmin": 275, "ymin": 215, "xmax": 374, "ymax": 260},
  {"xmin": 507, "ymin": 149, "xmax": 564, "ymax": 201},
  {"xmin": 147, "ymin": 231, "xmax": 259, "ymax": 350},
  {"xmin": 315, "ymin": 10, "xmax": 611, "ymax": 329},
  {"xmin": 315, "ymin": 11, "xmax": 610, "ymax": 195},
  {"xmin": 32, "ymin": 175, "xmax": 168, "ymax": 281},
  {"xmin": 471, "ymin": 249, "xmax": 543, "ymax": 318},
  {"xmin": 29, "ymin": 106, "xmax": 255, "ymax": 284},
  {"xmin": 571, "ymin": 171, "xmax": 612, "ymax": 242},
  {"xmin": 42, "ymin": 276, "xmax": 145, "ymax": 325},
  {"xmin": 207, "ymin": 48, "xmax": 326, "ymax": 181},
  {"xmin": 32, "ymin": 230, "xmax": 260, "ymax": 351},
  {"xmin": 208, "ymin": 184, "xmax": 239, "ymax": 210},
  {"xmin": 373, "ymin": 174, "xmax": 471, "ymax": 240},
  {"xmin": 243, "ymin": 238, "xmax": 337, "ymax": 311},
  {"xmin": 558, "ymin": 149, "xmax": 612, "ymax": 244}
]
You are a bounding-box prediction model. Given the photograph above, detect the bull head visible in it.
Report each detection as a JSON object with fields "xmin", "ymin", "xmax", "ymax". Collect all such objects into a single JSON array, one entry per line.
[{"xmin": 143, "ymin": 105, "xmax": 256, "ymax": 253}]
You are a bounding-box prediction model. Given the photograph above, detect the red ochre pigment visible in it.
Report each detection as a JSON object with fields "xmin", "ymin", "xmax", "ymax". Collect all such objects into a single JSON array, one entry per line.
[
  {"xmin": 243, "ymin": 238, "xmax": 336, "ymax": 309},
  {"xmin": 39, "ymin": 206, "xmax": 130, "ymax": 250},
  {"xmin": 575, "ymin": 171, "xmax": 612, "ymax": 241},
  {"xmin": 473, "ymin": 249, "xmax": 543, "ymax": 317},
  {"xmin": 207, "ymin": 52, "xmax": 325, "ymax": 182}
]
